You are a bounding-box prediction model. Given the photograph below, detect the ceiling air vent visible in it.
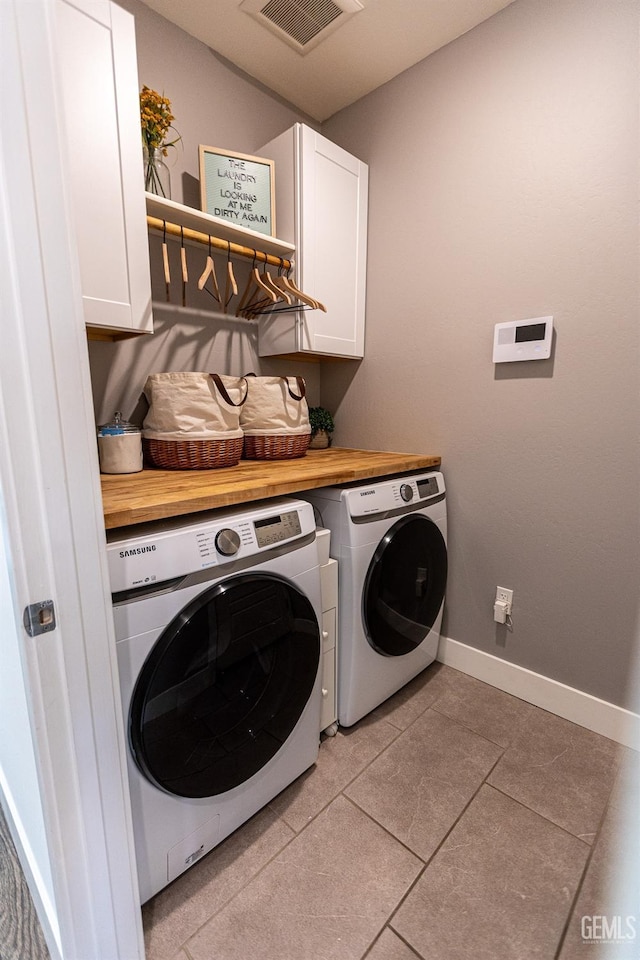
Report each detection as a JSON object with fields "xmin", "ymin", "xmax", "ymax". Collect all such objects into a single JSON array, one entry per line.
[{"xmin": 240, "ymin": 0, "xmax": 364, "ymax": 55}]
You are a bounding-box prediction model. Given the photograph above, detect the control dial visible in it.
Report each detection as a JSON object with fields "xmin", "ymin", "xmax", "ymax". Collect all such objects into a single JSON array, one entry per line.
[
  {"xmin": 400, "ymin": 483, "xmax": 414, "ymax": 503},
  {"xmin": 215, "ymin": 528, "xmax": 241, "ymax": 557}
]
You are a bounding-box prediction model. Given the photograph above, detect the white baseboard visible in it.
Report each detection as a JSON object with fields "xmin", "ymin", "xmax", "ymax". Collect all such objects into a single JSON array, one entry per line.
[{"xmin": 437, "ymin": 635, "xmax": 640, "ymax": 750}]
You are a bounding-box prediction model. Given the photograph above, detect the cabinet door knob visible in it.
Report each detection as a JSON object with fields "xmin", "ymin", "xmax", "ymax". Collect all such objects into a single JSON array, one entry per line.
[
  {"xmin": 322, "ymin": 630, "xmax": 329, "ymax": 639},
  {"xmin": 322, "ymin": 688, "xmax": 329, "ymax": 698}
]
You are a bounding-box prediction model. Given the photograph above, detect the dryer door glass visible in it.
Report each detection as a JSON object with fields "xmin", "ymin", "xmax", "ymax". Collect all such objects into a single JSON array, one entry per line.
[
  {"xmin": 363, "ymin": 514, "xmax": 447, "ymax": 657},
  {"xmin": 129, "ymin": 573, "xmax": 320, "ymax": 799}
]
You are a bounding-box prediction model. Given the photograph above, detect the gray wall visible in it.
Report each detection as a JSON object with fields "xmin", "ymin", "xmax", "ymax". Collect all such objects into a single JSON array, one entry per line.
[
  {"xmin": 91, "ymin": 0, "xmax": 639, "ymax": 710},
  {"xmin": 322, "ymin": 0, "xmax": 640, "ymax": 708},
  {"xmin": 88, "ymin": 0, "xmax": 320, "ymax": 426}
]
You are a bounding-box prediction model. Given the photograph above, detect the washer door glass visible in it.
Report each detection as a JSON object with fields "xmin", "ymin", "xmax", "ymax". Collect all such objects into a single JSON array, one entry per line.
[
  {"xmin": 129, "ymin": 573, "xmax": 320, "ymax": 799},
  {"xmin": 363, "ymin": 514, "xmax": 447, "ymax": 657}
]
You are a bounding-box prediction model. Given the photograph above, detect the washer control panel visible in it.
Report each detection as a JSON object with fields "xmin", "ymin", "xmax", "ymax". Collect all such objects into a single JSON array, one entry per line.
[
  {"xmin": 106, "ymin": 498, "xmax": 314, "ymax": 592},
  {"xmin": 345, "ymin": 472, "xmax": 444, "ymax": 518},
  {"xmin": 254, "ymin": 510, "xmax": 302, "ymax": 549}
]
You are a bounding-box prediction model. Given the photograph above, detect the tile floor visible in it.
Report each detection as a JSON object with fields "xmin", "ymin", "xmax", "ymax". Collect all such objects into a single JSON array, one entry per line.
[
  {"xmin": 0, "ymin": 802, "xmax": 50, "ymax": 960},
  {"xmin": 142, "ymin": 663, "xmax": 639, "ymax": 960}
]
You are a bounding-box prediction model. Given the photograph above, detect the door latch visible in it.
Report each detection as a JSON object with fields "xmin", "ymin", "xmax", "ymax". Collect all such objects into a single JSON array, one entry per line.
[{"xmin": 23, "ymin": 600, "xmax": 56, "ymax": 637}]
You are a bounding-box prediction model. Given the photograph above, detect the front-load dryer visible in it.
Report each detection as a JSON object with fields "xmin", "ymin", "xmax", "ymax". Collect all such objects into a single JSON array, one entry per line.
[
  {"xmin": 302, "ymin": 472, "xmax": 447, "ymax": 727},
  {"xmin": 107, "ymin": 497, "xmax": 322, "ymax": 903}
]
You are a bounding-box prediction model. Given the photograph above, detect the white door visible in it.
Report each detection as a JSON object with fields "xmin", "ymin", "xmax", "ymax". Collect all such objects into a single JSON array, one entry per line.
[{"xmin": 0, "ymin": 2, "xmax": 144, "ymax": 958}]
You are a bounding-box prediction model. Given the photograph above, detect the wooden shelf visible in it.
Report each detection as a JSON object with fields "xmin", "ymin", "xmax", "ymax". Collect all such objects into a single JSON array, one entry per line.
[
  {"xmin": 145, "ymin": 194, "xmax": 295, "ymax": 260},
  {"xmin": 101, "ymin": 447, "xmax": 442, "ymax": 529}
]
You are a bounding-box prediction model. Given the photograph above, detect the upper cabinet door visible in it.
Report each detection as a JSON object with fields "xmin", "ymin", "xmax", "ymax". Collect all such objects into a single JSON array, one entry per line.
[
  {"xmin": 258, "ymin": 124, "xmax": 368, "ymax": 360},
  {"xmin": 56, "ymin": 0, "xmax": 152, "ymax": 337},
  {"xmin": 298, "ymin": 127, "xmax": 368, "ymax": 358}
]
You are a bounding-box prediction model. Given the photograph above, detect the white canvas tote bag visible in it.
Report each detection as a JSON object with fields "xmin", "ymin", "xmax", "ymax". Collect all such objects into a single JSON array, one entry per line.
[
  {"xmin": 240, "ymin": 375, "xmax": 310, "ymax": 437},
  {"xmin": 142, "ymin": 372, "xmax": 248, "ymax": 440}
]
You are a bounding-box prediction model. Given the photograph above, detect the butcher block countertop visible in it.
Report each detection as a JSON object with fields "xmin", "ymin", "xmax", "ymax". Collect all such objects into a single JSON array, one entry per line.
[{"xmin": 101, "ymin": 447, "xmax": 441, "ymax": 529}]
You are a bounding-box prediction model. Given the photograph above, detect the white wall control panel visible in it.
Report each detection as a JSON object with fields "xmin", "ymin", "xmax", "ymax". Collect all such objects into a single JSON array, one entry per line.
[{"xmin": 493, "ymin": 316, "xmax": 553, "ymax": 363}]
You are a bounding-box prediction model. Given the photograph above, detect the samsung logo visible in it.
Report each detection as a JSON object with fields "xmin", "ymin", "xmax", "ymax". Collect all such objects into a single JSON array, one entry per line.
[
  {"xmin": 119, "ymin": 545, "xmax": 156, "ymax": 558},
  {"xmin": 359, "ymin": 490, "xmax": 375, "ymax": 497}
]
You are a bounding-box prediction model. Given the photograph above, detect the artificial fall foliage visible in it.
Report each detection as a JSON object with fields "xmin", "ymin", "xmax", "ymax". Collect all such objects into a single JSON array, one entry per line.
[{"xmin": 140, "ymin": 85, "xmax": 181, "ymax": 155}]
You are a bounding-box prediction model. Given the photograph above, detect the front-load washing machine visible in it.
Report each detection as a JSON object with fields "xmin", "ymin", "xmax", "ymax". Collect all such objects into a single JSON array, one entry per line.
[
  {"xmin": 106, "ymin": 497, "xmax": 322, "ymax": 903},
  {"xmin": 303, "ymin": 472, "xmax": 447, "ymax": 727}
]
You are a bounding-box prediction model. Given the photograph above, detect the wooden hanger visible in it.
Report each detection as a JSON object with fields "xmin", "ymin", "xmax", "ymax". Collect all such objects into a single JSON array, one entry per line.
[
  {"xmin": 180, "ymin": 227, "xmax": 188, "ymax": 307},
  {"xmin": 271, "ymin": 273, "xmax": 315, "ymax": 307},
  {"xmin": 261, "ymin": 271, "xmax": 292, "ymax": 304},
  {"xmin": 162, "ymin": 221, "xmax": 171, "ymax": 301},
  {"xmin": 242, "ymin": 270, "xmax": 278, "ymax": 317},
  {"xmin": 197, "ymin": 236, "xmax": 220, "ymax": 303},
  {"xmin": 288, "ymin": 270, "xmax": 326, "ymax": 312},
  {"xmin": 258, "ymin": 252, "xmax": 292, "ymax": 305},
  {"xmin": 235, "ymin": 257, "xmax": 262, "ymax": 317},
  {"xmin": 242, "ymin": 255, "xmax": 328, "ymax": 318},
  {"xmin": 236, "ymin": 252, "xmax": 280, "ymax": 318},
  {"xmin": 223, "ymin": 241, "xmax": 238, "ymax": 313},
  {"xmin": 273, "ymin": 260, "xmax": 325, "ymax": 311}
]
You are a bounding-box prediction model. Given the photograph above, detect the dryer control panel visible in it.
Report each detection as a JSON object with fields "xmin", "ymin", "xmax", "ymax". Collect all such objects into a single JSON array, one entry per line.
[
  {"xmin": 106, "ymin": 498, "xmax": 314, "ymax": 592},
  {"xmin": 345, "ymin": 472, "xmax": 444, "ymax": 518}
]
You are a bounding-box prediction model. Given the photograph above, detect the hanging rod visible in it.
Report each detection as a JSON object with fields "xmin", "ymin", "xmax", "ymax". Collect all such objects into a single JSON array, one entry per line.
[{"xmin": 146, "ymin": 215, "xmax": 293, "ymax": 271}]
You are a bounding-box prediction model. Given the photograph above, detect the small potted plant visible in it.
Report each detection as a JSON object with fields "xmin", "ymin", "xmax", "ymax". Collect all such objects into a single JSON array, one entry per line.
[{"xmin": 309, "ymin": 406, "xmax": 335, "ymax": 449}]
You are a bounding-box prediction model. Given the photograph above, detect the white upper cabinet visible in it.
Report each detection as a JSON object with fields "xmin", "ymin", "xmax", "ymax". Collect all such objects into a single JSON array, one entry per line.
[
  {"xmin": 258, "ymin": 124, "xmax": 368, "ymax": 360},
  {"xmin": 56, "ymin": 0, "xmax": 152, "ymax": 338}
]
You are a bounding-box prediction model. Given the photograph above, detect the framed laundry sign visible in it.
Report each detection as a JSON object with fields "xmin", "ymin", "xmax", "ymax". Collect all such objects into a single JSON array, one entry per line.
[{"xmin": 199, "ymin": 145, "xmax": 276, "ymax": 236}]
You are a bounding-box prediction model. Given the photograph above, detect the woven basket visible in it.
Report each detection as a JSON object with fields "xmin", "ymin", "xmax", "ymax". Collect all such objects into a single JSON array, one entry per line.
[
  {"xmin": 243, "ymin": 433, "xmax": 311, "ymax": 461},
  {"xmin": 143, "ymin": 436, "xmax": 244, "ymax": 470}
]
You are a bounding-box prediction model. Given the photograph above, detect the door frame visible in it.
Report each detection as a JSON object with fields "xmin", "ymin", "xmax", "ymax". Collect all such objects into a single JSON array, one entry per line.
[{"xmin": 0, "ymin": 2, "xmax": 144, "ymax": 957}]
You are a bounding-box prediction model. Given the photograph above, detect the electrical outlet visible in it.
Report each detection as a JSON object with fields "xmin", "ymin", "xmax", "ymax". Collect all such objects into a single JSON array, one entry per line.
[{"xmin": 496, "ymin": 586, "xmax": 513, "ymax": 614}]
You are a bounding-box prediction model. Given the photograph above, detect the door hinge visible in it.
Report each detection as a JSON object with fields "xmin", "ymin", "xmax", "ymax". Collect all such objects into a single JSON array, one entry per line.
[{"xmin": 23, "ymin": 600, "xmax": 56, "ymax": 637}]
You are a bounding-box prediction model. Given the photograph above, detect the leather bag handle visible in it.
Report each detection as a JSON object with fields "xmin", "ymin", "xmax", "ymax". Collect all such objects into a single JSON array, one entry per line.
[
  {"xmin": 209, "ymin": 373, "xmax": 249, "ymax": 406},
  {"xmin": 286, "ymin": 376, "xmax": 306, "ymax": 401},
  {"xmin": 242, "ymin": 373, "xmax": 306, "ymax": 402}
]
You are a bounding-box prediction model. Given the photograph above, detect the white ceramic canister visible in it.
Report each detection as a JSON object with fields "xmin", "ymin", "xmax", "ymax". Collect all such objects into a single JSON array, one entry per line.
[{"xmin": 97, "ymin": 412, "xmax": 143, "ymax": 474}]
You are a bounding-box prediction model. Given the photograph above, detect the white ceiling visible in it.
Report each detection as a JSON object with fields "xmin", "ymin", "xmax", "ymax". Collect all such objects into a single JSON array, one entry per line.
[{"xmin": 137, "ymin": 0, "xmax": 516, "ymax": 122}]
